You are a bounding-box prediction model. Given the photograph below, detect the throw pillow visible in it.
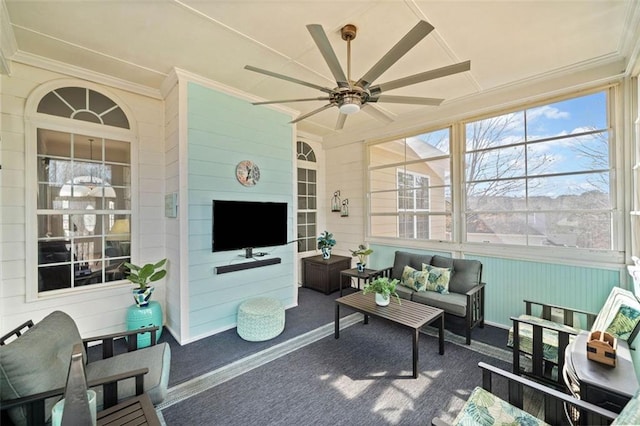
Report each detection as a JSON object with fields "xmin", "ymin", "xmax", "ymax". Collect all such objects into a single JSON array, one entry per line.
[
  {"xmin": 422, "ymin": 264, "xmax": 451, "ymax": 294},
  {"xmin": 605, "ymin": 304, "xmax": 640, "ymax": 341},
  {"xmin": 400, "ymin": 265, "xmax": 428, "ymax": 292}
]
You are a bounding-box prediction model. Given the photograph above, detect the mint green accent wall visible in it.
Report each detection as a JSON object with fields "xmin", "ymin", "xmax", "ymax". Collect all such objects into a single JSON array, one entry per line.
[
  {"xmin": 187, "ymin": 82, "xmax": 294, "ymax": 339},
  {"xmin": 369, "ymin": 244, "xmax": 620, "ymax": 328}
]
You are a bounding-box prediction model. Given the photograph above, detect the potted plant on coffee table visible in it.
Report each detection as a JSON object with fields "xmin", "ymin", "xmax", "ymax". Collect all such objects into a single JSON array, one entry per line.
[
  {"xmin": 363, "ymin": 276, "xmax": 401, "ymax": 306},
  {"xmin": 124, "ymin": 258, "xmax": 167, "ymax": 307},
  {"xmin": 350, "ymin": 244, "xmax": 373, "ymax": 272},
  {"xmin": 317, "ymin": 230, "xmax": 336, "ymax": 260}
]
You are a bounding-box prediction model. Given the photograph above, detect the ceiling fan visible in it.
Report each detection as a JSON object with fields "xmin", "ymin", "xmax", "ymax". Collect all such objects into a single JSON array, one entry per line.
[{"xmin": 245, "ymin": 20, "xmax": 470, "ymax": 130}]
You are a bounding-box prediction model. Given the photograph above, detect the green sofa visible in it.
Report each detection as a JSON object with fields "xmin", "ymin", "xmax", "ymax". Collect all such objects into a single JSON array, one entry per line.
[
  {"xmin": 0, "ymin": 311, "xmax": 171, "ymax": 426},
  {"xmin": 379, "ymin": 251, "xmax": 485, "ymax": 344}
]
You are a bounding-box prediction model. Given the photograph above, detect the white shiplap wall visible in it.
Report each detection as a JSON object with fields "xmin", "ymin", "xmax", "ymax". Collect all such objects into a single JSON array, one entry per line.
[
  {"xmin": 0, "ymin": 62, "xmax": 165, "ymax": 336},
  {"xmin": 324, "ymin": 142, "xmax": 366, "ymax": 265}
]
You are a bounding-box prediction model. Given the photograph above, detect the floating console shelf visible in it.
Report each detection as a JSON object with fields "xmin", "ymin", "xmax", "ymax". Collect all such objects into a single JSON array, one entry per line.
[{"xmin": 215, "ymin": 257, "xmax": 281, "ymax": 274}]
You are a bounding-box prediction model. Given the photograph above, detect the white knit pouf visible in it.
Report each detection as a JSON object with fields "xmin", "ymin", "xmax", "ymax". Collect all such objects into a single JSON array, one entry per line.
[{"xmin": 237, "ymin": 297, "xmax": 285, "ymax": 341}]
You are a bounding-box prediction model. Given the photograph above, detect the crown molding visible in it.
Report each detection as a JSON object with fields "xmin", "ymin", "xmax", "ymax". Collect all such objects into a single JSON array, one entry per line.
[
  {"xmin": 11, "ymin": 50, "xmax": 163, "ymax": 99},
  {"xmin": 168, "ymin": 67, "xmax": 297, "ymax": 118},
  {"xmin": 0, "ymin": 0, "xmax": 17, "ymax": 75}
]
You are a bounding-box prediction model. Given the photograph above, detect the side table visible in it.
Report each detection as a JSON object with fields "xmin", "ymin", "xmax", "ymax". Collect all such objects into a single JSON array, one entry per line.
[
  {"xmin": 339, "ymin": 268, "xmax": 380, "ymax": 296},
  {"xmin": 301, "ymin": 254, "xmax": 351, "ymax": 294},
  {"xmin": 569, "ymin": 331, "xmax": 638, "ymax": 416},
  {"xmin": 126, "ymin": 301, "xmax": 163, "ymax": 348}
]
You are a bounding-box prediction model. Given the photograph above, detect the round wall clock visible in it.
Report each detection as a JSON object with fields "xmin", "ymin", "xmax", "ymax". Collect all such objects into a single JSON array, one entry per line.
[{"xmin": 236, "ymin": 160, "xmax": 260, "ymax": 186}]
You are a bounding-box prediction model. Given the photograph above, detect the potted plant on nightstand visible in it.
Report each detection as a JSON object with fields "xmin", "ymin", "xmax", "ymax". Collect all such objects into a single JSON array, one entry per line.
[
  {"xmin": 350, "ymin": 244, "xmax": 373, "ymax": 272},
  {"xmin": 317, "ymin": 230, "xmax": 336, "ymax": 260},
  {"xmin": 363, "ymin": 276, "xmax": 401, "ymax": 306},
  {"xmin": 124, "ymin": 259, "xmax": 167, "ymax": 307}
]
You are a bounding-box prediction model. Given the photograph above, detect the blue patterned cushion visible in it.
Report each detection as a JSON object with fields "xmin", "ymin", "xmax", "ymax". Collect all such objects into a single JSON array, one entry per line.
[
  {"xmin": 507, "ymin": 315, "xmax": 580, "ymax": 364},
  {"xmin": 605, "ymin": 304, "xmax": 640, "ymax": 341},
  {"xmin": 452, "ymin": 387, "xmax": 549, "ymax": 426},
  {"xmin": 422, "ymin": 264, "xmax": 451, "ymax": 294},
  {"xmin": 400, "ymin": 265, "xmax": 428, "ymax": 292}
]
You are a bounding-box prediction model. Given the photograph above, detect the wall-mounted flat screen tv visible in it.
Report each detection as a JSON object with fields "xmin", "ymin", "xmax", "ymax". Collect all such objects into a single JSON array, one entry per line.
[{"xmin": 212, "ymin": 200, "xmax": 288, "ymax": 255}]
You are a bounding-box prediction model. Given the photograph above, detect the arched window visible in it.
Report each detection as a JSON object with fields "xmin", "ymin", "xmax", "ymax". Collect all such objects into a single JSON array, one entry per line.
[
  {"xmin": 32, "ymin": 86, "xmax": 132, "ymax": 294},
  {"xmin": 296, "ymin": 141, "xmax": 317, "ymax": 253}
]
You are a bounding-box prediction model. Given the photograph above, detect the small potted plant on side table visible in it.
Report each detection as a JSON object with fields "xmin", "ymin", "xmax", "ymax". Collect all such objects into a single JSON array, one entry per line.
[
  {"xmin": 317, "ymin": 230, "xmax": 336, "ymax": 260},
  {"xmin": 350, "ymin": 244, "xmax": 373, "ymax": 272},
  {"xmin": 363, "ymin": 276, "xmax": 401, "ymax": 306}
]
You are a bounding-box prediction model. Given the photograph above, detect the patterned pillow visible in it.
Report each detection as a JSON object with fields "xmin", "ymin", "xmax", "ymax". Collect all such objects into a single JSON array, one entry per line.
[
  {"xmin": 400, "ymin": 265, "xmax": 428, "ymax": 292},
  {"xmin": 605, "ymin": 304, "xmax": 640, "ymax": 341},
  {"xmin": 422, "ymin": 264, "xmax": 451, "ymax": 294}
]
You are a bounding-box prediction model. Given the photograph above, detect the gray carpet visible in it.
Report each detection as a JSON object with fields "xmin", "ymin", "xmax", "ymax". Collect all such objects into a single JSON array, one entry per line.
[
  {"xmin": 162, "ymin": 287, "xmax": 510, "ymax": 387},
  {"xmin": 160, "ymin": 315, "xmax": 514, "ymax": 425}
]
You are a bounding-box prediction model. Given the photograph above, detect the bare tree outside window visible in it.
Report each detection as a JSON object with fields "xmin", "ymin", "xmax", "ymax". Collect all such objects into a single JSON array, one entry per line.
[{"xmin": 465, "ymin": 91, "xmax": 612, "ymax": 249}]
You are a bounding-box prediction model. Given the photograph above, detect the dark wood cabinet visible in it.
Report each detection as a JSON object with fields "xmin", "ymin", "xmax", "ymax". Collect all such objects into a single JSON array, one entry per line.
[{"xmin": 301, "ymin": 254, "xmax": 351, "ymax": 294}]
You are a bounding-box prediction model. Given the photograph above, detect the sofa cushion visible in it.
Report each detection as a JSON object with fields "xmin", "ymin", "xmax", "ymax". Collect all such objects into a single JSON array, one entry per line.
[
  {"xmin": 400, "ymin": 265, "xmax": 428, "ymax": 292},
  {"xmin": 395, "ymin": 284, "xmax": 414, "ymax": 301},
  {"xmin": 0, "ymin": 311, "xmax": 84, "ymax": 426},
  {"xmin": 422, "ymin": 264, "xmax": 451, "ymax": 294},
  {"xmin": 412, "ymin": 290, "xmax": 467, "ymax": 317},
  {"xmin": 86, "ymin": 342, "xmax": 171, "ymax": 408},
  {"xmin": 431, "ymin": 255, "xmax": 482, "ymax": 294},
  {"xmin": 391, "ymin": 251, "xmax": 433, "ymax": 281}
]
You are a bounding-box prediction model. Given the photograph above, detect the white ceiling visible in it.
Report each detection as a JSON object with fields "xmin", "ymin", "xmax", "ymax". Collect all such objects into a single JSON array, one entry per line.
[{"xmin": 3, "ymin": 1, "xmax": 640, "ymax": 139}]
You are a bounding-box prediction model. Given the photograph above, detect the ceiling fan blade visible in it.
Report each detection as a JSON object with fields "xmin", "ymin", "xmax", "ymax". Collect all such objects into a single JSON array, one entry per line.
[
  {"xmin": 306, "ymin": 24, "xmax": 349, "ymax": 88},
  {"xmin": 361, "ymin": 104, "xmax": 394, "ymax": 123},
  {"xmin": 335, "ymin": 113, "xmax": 347, "ymax": 130},
  {"xmin": 369, "ymin": 95, "xmax": 444, "ymax": 106},
  {"xmin": 245, "ymin": 65, "xmax": 334, "ymax": 94},
  {"xmin": 252, "ymin": 97, "xmax": 331, "ymax": 105},
  {"xmin": 290, "ymin": 103, "xmax": 335, "ymax": 124},
  {"xmin": 355, "ymin": 20, "xmax": 434, "ymax": 89},
  {"xmin": 370, "ymin": 60, "xmax": 471, "ymax": 95}
]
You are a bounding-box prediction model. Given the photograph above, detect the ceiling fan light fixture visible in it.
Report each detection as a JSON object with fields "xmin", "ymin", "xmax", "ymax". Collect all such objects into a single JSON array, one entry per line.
[{"xmin": 339, "ymin": 94, "xmax": 361, "ymax": 115}]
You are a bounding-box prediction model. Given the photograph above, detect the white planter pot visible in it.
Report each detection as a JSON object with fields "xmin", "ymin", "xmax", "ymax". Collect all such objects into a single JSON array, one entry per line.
[{"xmin": 375, "ymin": 292, "xmax": 390, "ymax": 306}]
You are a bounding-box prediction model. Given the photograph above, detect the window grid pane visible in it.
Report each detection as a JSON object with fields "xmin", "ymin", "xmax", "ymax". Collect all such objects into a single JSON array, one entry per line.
[
  {"xmin": 37, "ymin": 128, "xmax": 131, "ymax": 292},
  {"xmin": 296, "ymin": 142, "xmax": 318, "ymax": 252},
  {"xmin": 369, "ymin": 128, "xmax": 450, "ymax": 241},
  {"xmin": 464, "ymin": 91, "xmax": 612, "ymax": 249}
]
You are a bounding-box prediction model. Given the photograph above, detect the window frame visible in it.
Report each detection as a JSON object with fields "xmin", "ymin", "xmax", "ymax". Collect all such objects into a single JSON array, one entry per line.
[
  {"xmin": 366, "ymin": 84, "xmax": 625, "ymax": 265},
  {"xmin": 368, "ymin": 128, "xmax": 452, "ymax": 243},
  {"xmin": 397, "ymin": 169, "xmax": 431, "ymax": 239},
  {"xmin": 25, "ymin": 82, "xmax": 137, "ymax": 301},
  {"xmin": 296, "ymin": 141, "xmax": 318, "ymax": 254}
]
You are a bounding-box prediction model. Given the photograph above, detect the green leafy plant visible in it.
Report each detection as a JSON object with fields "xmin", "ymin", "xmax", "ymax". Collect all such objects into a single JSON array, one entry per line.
[
  {"xmin": 363, "ymin": 276, "xmax": 401, "ymax": 304},
  {"xmin": 124, "ymin": 259, "xmax": 167, "ymax": 290},
  {"xmin": 350, "ymin": 244, "xmax": 373, "ymax": 264},
  {"xmin": 317, "ymin": 230, "xmax": 336, "ymax": 249}
]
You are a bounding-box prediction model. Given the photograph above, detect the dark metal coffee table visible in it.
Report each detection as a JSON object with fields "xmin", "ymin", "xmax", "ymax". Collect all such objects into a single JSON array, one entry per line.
[{"xmin": 335, "ymin": 291, "xmax": 444, "ymax": 378}]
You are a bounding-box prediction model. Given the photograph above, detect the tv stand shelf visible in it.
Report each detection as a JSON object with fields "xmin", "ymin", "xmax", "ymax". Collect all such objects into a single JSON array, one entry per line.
[{"xmin": 215, "ymin": 257, "xmax": 281, "ymax": 274}]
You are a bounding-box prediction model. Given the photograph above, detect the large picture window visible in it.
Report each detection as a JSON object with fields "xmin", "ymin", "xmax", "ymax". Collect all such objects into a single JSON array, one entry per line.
[
  {"xmin": 367, "ymin": 88, "xmax": 617, "ymax": 254},
  {"xmin": 296, "ymin": 141, "xmax": 317, "ymax": 253},
  {"xmin": 33, "ymin": 86, "xmax": 132, "ymax": 294},
  {"xmin": 369, "ymin": 128, "xmax": 451, "ymax": 241},
  {"xmin": 465, "ymin": 91, "xmax": 612, "ymax": 249}
]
